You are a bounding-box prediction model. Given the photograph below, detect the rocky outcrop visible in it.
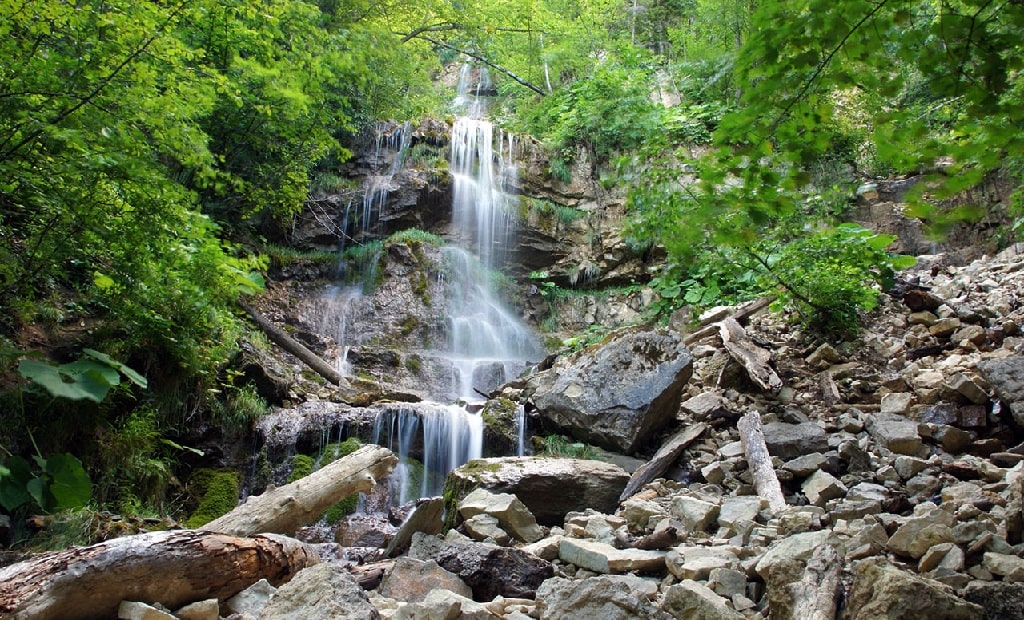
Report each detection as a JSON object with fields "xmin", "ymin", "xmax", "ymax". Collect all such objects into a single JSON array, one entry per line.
[
  {"xmin": 445, "ymin": 457, "xmax": 630, "ymax": 526},
  {"xmin": 527, "ymin": 327, "xmax": 693, "ymax": 453},
  {"xmin": 259, "ymin": 563, "xmax": 381, "ymax": 620}
]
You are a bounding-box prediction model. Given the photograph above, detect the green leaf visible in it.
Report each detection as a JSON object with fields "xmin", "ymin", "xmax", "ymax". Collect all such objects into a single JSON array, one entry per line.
[
  {"xmin": 18, "ymin": 359, "xmax": 100, "ymax": 401},
  {"xmin": 0, "ymin": 456, "xmax": 33, "ymax": 511},
  {"xmin": 83, "ymin": 349, "xmax": 148, "ymax": 388},
  {"xmin": 43, "ymin": 453, "xmax": 92, "ymax": 511},
  {"xmin": 26, "ymin": 476, "xmax": 48, "ymax": 511},
  {"xmin": 889, "ymin": 254, "xmax": 917, "ymax": 270}
]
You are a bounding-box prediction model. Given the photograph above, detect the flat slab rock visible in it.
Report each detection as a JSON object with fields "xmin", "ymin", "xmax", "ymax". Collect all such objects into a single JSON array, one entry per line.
[{"xmin": 447, "ymin": 457, "xmax": 630, "ymax": 526}]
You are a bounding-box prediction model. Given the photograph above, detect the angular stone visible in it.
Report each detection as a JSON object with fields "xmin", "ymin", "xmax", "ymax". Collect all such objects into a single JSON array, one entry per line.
[
  {"xmin": 225, "ymin": 578, "xmax": 276, "ymax": 617},
  {"xmin": 761, "ymin": 422, "xmax": 828, "ymax": 459},
  {"xmin": 661, "ymin": 580, "xmax": 744, "ymax": 620},
  {"xmin": 385, "ymin": 496, "xmax": 445, "ymax": 558},
  {"xmin": 700, "ymin": 462, "xmax": 728, "ymax": 485},
  {"xmin": 893, "ymin": 455, "xmax": 929, "ymax": 480},
  {"xmin": 520, "ymin": 535, "xmax": 563, "ymax": 561},
  {"xmin": 947, "ymin": 373, "xmax": 990, "ymax": 405},
  {"xmin": 174, "ymin": 600, "xmax": 219, "ymax": 620},
  {"xmin": 435, "ymin": 540, "xmax": 554, "ymax": 600},
  {"xmin": 260, "ymin": 563, "xmax": 380, "ymax": 620},
  {"xmin": 802, "ymin": 470, "xmax": 848, "ymax": 506},
  {"xmin": 865, "ymin": 413, "xmax": 924, "ymax": 456},
  {"xmin": 963, "ymin": 581, "xmax": 1024, "ymax": 620},
  {"xmin": 934, "ymin": 425, "xmax": 973, "ymax": 453},
  {"xmin": 930, "ymin": 317, "xmax": 963, "ymax": 337},
  {"xmin": 528, "ymin": 328, "xmax": 694, "ymax": 453},
  {"xmin": 464, "ymin": 514, "xmax": 511, "ymax": 545},
  {"xmin": 807, "ymin": 343, "xmax": 843, "ymax": 367},
  {"xmin": 459, "ymin": 488, "xmax": 543, "ymax": 543},
  {"xmin": 621, "ymin": 498, "xmax": 669, "ymax": 532},
  {"xmin": 379, "ymin": 557, "xmax": 472, "ymax": 603},
  {"xmin": 887, "ymin": 520, "xmax": 955, "ymax": 559},
  {"xmin": 984, "ymin": 552, "xmax": 1024, "ymax": 582},
  {"xmin": 918, "ymin": 542, "xmax": 959, "ymax": 573},
  {"xmin": 680, "ymin": 392, "xmax": 733, "ymax": 420},
  {"xmin": 117, "ymin": 602, "xmax": 176, "ymax": 620},
  {"xmin": 754, "ymin": 530, "xmax": 834, "ymax": 579},
  {"xmin": 536, "ymin": 575, "xmax": 665, "ymax": 620},
  {"xmin": 447, "ymin": 457, "xmax": 629, "ymax": 526},
  {"xmin": 717, "ymin": 496, "xmax": 765, "ymax": 529},
  {"xmin": 670, "ymin": 495, "xmax": 720, "ymax": 532},
  {"xmin": 782, "ymin": 452, "xmax": 827, "ymax": 478},
  {"xmin": 881, "ymin": 392, "xmax": 915, "ymax": 414},
  {"xmin": 845, "ymin": 557, "xmax": 983, "ymax": 619},
  {"xmin": 708, "ymin": 567, "xmax": 748, "ymax": 598},
  {"xmin": 559, "ymin": 538, "xmax": 667, "ymax": 574},
  {"xmin": 978, "ymin": 356, "xmax": 1024, "ymax": 427}
]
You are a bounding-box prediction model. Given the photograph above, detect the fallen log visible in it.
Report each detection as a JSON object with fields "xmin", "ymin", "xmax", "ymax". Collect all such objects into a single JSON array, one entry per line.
[
  {"xmin": 241, "ymin": 302, "xmax": 344, "ymax": 386},
  {"xmin": 719, "ymin": 317, "xmax": 782, "ymax": 393},
  {"xmin": 683, "ymin": 297, "xmax": 772, "ymax": 345},
  {"xmin": 0, "ymin": 530, "xmax": 318, "ymax": 620},
  {"xmin": 619, "ymin": 423, "xmax": 708, "ymax": 502},
  {"xmin": 202, "ymin": 444, "xmax": 398, "ymax": 537},
  {"xmin": 738, "ymin": 410, "xmax": 787, "ymax": 513}
]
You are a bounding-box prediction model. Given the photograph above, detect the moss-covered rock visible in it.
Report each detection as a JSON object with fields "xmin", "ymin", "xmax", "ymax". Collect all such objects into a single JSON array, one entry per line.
[
  {"xmin": 481, "ymin": 397, "xmax": 520, "ymax": 457},
  {"xmin": 288, "ymin": 454, "xmax": 314, "ymax": 483},
  {"xmin": 185, "ymin": 469, "xmax": 240, "ymax": 528}
]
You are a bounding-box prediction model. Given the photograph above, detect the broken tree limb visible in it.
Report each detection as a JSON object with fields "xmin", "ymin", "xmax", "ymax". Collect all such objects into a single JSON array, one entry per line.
[
  {"xmin": 788, "ymin": 544, "xmax": 843, "ymax": 620},
  {"xmin": 202, "ymin": 444, "xmax": 398, "ymax": 537},
  {"xmin": 241, "ymin": 301, "xmax": 343, "ymax": 386},
  {"xmin": 411, "ymin": 35, "xmax": 547, "ymax": 96},
  {"xmin": 738, "ymin": 410, "xmax": 787, "ymax": 513},
  {"xmin": 0, "ymin": 530, "xmax": 318, "ymax": 620},
  {"xmin": 719, "ymin": 317, "xmax": 783, "ymax": 393},
  {"xmin": 619, "ymin": 423, "xmax": 708, "ymax": 502},
  {"xmin": 683, "ymin": 297, "xmax": 772, "ymax": 345}
]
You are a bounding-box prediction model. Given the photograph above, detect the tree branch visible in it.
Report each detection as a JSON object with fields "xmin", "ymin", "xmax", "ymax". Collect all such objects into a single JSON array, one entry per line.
[{"xmin": 405, "ymin": 34, "xmax": 547, "ymax": 96}]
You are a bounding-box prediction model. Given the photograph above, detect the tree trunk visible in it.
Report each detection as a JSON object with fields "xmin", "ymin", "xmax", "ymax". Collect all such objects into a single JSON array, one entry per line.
[
  {"xmin": 241, "ymin": 302, "xmax": 344, "ymax": 386},
  {"xmin": 201, "ymin": 444, "xmax": 398, "ymax": 537},
  {"xmin": 0, "ymin": 530, "xmax": 318, "ymax": 620},
  {"xmin": 738, "ymin": 410, "xmax": 787, "ymax": 513}
]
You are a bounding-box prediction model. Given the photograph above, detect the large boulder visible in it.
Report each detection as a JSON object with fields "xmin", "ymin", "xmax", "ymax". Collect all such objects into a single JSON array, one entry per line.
[
  {"xmin": 526, "ymin": 328, "xmax": 693, "ymax": 453},
  {"xmin": 258, "ymin": 563, "xmax": 380, "ymax": 620},
  {"xmin": 411, "ymin": 538, "xmax": 554, "ymax": 601},
  {"xmin": 978, "ymin": 356, "xmax": 1024, "ymax": 426},
  {"xmin": 535, "ymin": 575, "xmax": 667, "ymax": 620},
  {"xmin": 842, "ymin": 557, "xmax": 983, "ymax": 619},
  {"xmin": 446, "ymin": 457, "xmax": 630, "ymax": 526}
]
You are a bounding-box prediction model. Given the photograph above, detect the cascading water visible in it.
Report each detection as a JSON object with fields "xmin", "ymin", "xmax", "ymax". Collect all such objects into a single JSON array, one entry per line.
[{"xmin": 298, "ymin": 65, "xmax": 538, "ymax": 511}]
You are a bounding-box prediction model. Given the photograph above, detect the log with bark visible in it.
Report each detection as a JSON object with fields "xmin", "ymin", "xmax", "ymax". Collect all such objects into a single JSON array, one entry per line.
[
  {"xmin": 202, "ymin": 444, "xmax": 398, "ymax": 537},
  {"xmin": 738, "ymin": 410, "xmax": 787, "ymax": 513},
  {"xmin": 0, "ymin": 530, "xmax": 319, "ymax": 620},
  {"xmin": 241, "ymin": 301, "xmax": 344, "ymax": 386}
]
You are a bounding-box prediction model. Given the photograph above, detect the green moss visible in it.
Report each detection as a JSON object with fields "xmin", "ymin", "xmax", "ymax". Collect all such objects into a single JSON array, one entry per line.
[
  {"xmin": 399, "ymin": 315, "xmax": 420, "ymax": 336},
  {"xmin": 185, "ymin": 469, "xmax": 240, "ymax": 528},
  {"xmin": 323, "ymin": 494, "xmax": 359, "ymax": 524},
  {"xmin": 537, "ymin": 434, "xmax": 596, "ymax": 459},
  {"xmin": 288, "ymin": 454, "xmax": 315, "ymax": 483},
  {"xmin": 441, "ymin": 474, "xmax": 477, "ymax": 532},
  {"xmin": 320, "ymin": 437, "xmax": 361, "ymax": 466},
  {"xmin": 404, "ymin": 354, "xmax": 423, "ymax": 375}
]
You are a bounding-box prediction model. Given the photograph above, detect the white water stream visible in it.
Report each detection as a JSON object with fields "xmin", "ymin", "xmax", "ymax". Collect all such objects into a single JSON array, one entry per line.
[{"xmin": 311, "ymin": 65, "xmax": 538, "ymax": 506}]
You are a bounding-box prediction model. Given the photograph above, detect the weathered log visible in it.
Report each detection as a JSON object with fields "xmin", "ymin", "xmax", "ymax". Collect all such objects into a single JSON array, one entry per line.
[
  {"xmin": 738, "ymin": 410, "xmax": 787, "ymax": 513},
  {"xmin": 241, "ymin": 302, "xmax": 343, "ymax": 386},
  {"xmin": 719, "ymin": 317, "xmax": 783, "ymax": 393},
  {"xmin": 347, "ymin": 560, "xmax": 395, "ymax": 591},
  {"xmin": 819, "ymin": 371, "xmax": 841, "ymax": 407},
  {"xmin": 0, "ymin": 530, "xmax": 318, "ymax": 620},
  {"xmin": 683, "ymin": 297, "xmax": 772, "ymax": 345},
  {"xmin": 788, "ymin": 544, "xmax": 842, "ymax": 620},
  {"xmin": 202, "ymin": 444, "xmax": 398, "ymax": 537},
  {"xmin": 619, "ymin": 423, "xmax": 707, "ymax": 502}
]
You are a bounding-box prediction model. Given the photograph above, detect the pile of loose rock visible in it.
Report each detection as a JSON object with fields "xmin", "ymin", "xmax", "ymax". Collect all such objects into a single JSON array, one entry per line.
[{"xmin": 32, "ymin": 245, "xmax": 1024, "ymax": 619}]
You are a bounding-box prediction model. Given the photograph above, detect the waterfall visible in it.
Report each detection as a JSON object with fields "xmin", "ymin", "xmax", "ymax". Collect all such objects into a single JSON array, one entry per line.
[
  {"xmin": 372, "ymin": 403, "xmax": 483, "ymax": 505},
  {"xmin": 295, "ymin": 64, "xmax": 540, "ymax": 511}
]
